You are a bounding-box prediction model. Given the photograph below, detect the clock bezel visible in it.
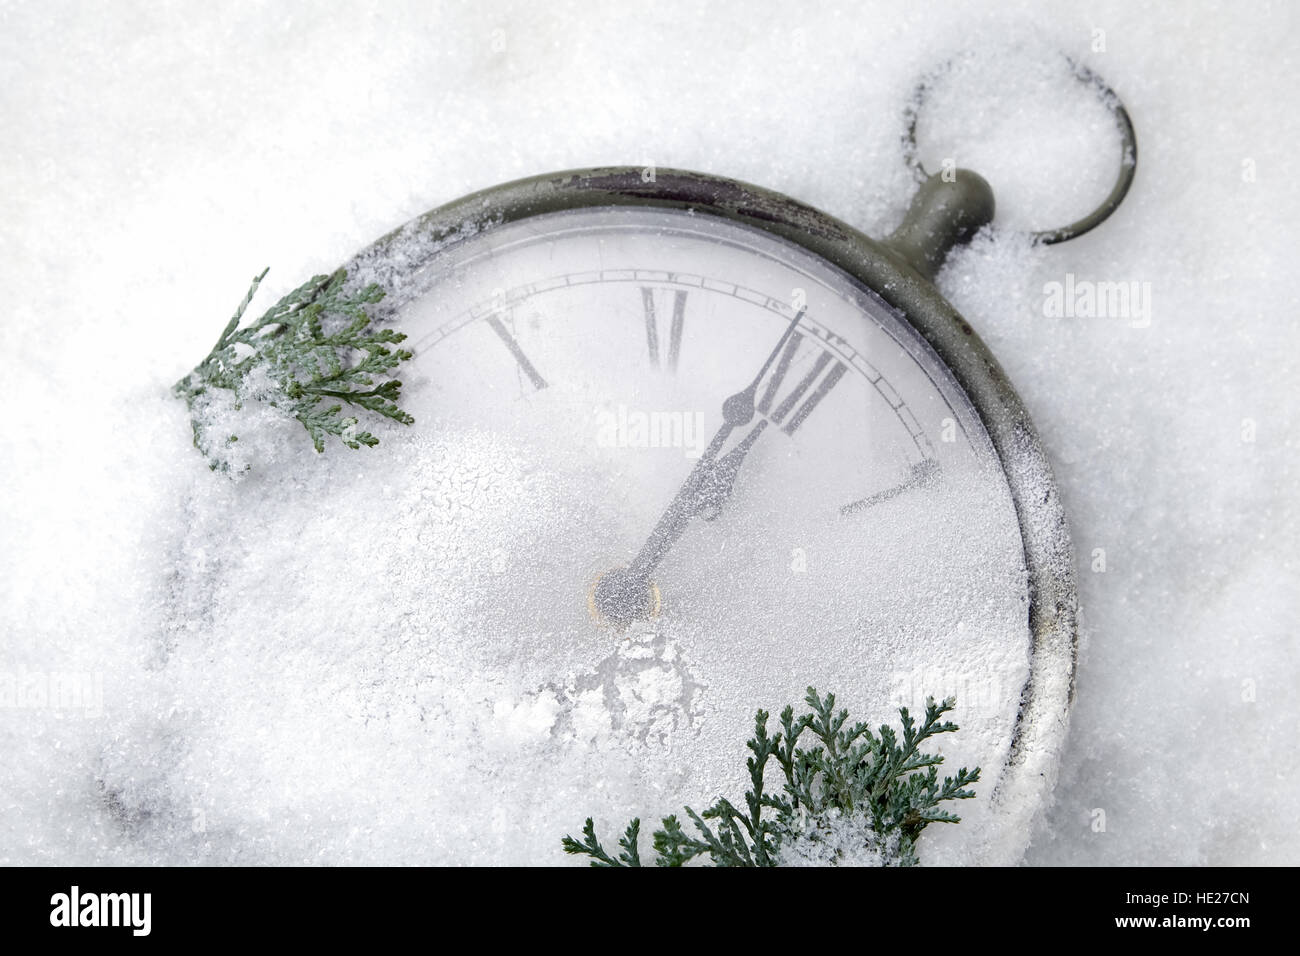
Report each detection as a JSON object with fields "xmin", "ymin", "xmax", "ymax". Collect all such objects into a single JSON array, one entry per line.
[{"xmin": 342, "ymin": 166, "xmax": 1079, "ymax": 863}]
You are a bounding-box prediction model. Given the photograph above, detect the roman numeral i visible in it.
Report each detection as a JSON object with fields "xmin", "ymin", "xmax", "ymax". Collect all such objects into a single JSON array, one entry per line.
[{"xmin": 757, "ymin": 332, "xmax": 847, "ymax": 435}]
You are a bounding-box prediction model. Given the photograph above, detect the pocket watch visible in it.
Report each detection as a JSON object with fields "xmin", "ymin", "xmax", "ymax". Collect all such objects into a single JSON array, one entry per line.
[{"xmin": 152, "ymin": 61, "xmax": 1135, "ymax": 865}]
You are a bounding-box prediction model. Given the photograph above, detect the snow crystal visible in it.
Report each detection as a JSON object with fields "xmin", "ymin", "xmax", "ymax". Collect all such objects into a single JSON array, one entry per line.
[{"xmin": 779, "ymin": 808, "xmax": 905, "ymax": 868}]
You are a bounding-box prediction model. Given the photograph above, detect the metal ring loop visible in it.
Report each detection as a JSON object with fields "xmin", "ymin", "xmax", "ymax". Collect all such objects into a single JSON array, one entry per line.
[{"xmin": 902, "ymin": 53, "xmax": 1137, "ymax": 245}]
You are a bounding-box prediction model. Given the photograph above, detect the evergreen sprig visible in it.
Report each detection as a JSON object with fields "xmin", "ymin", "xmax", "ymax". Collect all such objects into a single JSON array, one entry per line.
[
  {"xmin": 562, "ymin": 688, "xmax": 980, "ymax": 867},
  {"xmin": 173, "ymin": 268, "xmax": 413, "ymax": 469}
]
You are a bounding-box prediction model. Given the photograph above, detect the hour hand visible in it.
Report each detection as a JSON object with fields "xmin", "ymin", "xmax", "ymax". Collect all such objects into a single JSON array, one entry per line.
[
  {"xmin": 595, "ymin": 307, "xmax": 807, "ymax": 627},
  {"xmin": 695, "ymin": 420, "xmax": 768, "ymax": 521}
]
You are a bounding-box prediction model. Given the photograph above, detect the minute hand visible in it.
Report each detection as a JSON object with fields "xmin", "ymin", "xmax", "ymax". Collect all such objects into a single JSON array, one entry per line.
[{"xmin": 624, "ymin": 307, "xmax": 805, "ymax": 580}]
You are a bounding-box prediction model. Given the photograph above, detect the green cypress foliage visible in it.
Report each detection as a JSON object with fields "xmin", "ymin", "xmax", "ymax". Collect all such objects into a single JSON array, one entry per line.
[
  {"xmin": 564, "ymin": 688, "xmax": 980, "ymax": 867},
  {"xmin": 174, "ymin": 268, "xmax": 413, "ymax": 470}
]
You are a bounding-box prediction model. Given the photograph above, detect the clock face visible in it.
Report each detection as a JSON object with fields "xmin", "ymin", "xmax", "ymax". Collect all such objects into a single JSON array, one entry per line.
[
  {"xmin": 389, "ymin": 207, "xmax": 1032, "ymax": 850},
  {"xmin": 147, "ymin": 204, "xmax": 1036, "ymax": 865}
]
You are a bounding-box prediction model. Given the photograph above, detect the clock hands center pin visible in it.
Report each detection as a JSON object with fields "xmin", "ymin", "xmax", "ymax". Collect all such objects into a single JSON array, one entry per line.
[{"xmin": 589, "ymin": 307, "xmax": 806, "ymax": 628}]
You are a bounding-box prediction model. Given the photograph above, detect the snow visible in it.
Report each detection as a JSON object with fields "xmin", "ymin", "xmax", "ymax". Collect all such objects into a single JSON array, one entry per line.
[
  {"xmin": 779, "ymin": 808, "xmax": 903, "ymax": 867},
  {"xmin": 2, "ymin": 0, "xmax": 1297, "ymax": 866}
]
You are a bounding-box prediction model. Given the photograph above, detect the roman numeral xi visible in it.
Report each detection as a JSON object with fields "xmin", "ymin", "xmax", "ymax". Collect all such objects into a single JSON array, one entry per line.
[{"xmin": 486, "ymin": 314, "xmax": 547, "ymax": 390}]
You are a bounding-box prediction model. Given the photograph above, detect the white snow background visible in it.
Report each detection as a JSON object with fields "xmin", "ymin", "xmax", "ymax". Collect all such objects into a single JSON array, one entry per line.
[{"xmin": 1, "ymin": 0, "xmax": 1296, "ymax": 865}]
